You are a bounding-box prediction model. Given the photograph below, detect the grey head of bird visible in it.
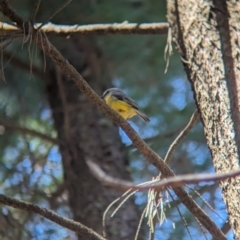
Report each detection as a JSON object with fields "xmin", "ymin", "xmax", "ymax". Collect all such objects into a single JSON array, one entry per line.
[{"xmin": 101, "ymin": 88, "xmax": 122, "ymax": 99}]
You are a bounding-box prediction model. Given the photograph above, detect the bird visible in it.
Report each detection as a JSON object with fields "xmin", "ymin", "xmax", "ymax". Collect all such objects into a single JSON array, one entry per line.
[{"xmin": 101, "ymin": 88, "xmax": 150, "ymax": 122}]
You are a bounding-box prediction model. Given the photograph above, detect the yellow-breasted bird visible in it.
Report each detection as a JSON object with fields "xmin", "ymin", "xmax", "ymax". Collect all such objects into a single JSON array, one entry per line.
[{"xmin": 101, "ymin": 88, "xmax": 150, "ymax": 122}]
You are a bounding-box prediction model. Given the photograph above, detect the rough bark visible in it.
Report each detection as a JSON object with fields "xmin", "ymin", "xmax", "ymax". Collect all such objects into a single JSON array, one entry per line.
[
  {"xmin": 43, "ymin": 35, "xmax": 144, "ymax": 240},
  {"xmin": 167, "ymin": 0, "xmax": 240, "ymax": 237}
]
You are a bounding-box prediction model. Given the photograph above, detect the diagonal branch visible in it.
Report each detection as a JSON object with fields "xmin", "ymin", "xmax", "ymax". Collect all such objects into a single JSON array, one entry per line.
[
  {"xmin": 0, "ymin": 194, "xmax": 106, "ymax": 240},
  {"xmin": 0, "ymin": 21, "xmax": 169, "ymax": 35}
]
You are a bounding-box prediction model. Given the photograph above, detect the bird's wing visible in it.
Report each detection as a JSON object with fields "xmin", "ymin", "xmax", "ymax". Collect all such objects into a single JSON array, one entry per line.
[
  {"xmin": 123, "ymin": 96, "xmax": 139, "ymax": 110},
  {"xmin": 113, "ymin": 91, "xmax": 139, "ymax": 110}
]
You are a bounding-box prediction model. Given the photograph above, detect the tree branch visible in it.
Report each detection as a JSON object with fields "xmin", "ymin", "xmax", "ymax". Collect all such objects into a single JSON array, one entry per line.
[
  {"xmin": 87, "ymin": 159, "xmax": 240, "ymax": 191},
  {"xmin": 0, "ymin": 21, "xmax": 169, "ymax": 35},
  {"xmin": 30, "ymin": 0, "xmax": 41, "ymax": 24},
  {"xmin": 0, "ymin": 122, "xmax": 60, "ymax": 145},
  {"xmin": 0, "ymin": 194, "xmax": 106, "ymax": 240},
  {"xmin": 164, "ymin": 109, "xmax": 199, "ymax": 164}
]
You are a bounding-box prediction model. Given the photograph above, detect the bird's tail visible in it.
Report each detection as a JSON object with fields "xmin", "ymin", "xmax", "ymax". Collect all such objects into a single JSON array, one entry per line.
[{"xmin": 136, "ymin": 110, "xmax": 150, "ymax": 122}]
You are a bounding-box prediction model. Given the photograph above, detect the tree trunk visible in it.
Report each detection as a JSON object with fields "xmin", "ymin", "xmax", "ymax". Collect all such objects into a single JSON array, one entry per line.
[
  {"xmin": 43, "ymin": 35, "xmax": 144, "ymax": 240},
  {"xmin": 167, "ymin": 0, "xmax": 240, "ymax": 237}
]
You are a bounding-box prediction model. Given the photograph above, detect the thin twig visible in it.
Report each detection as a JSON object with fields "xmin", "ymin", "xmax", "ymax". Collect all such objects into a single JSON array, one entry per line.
[
  {"xmin": 194, "ymin": 215, "xmax": 208, "ymax": 240},
  {"xmin": 103, "ymin": 189, "xmax": 137, "ymax": 237},
  {"xmin": 168, "ymin": 189, "xmax": 193, "ymax": 240},
  {"xmin": 186, "ymin": 185, "xmax": 225, "ymax": 222},
  {"xmin": 0, "ymin": 34, "xmax": 12, "ymax": 49},
  {"xmin": 164, "ymin": 109, "xmax": 199, "ymax": 164},
  {"xmin": 102, "ymin": 198, "xmax": 120, "ymax": 238},
  {"xmin": 86, "ymin": 160, "xmax": 240, "ymax": 192},
  {"xmin": 134, "ymin": 207, "xmax": 147, "ymax": 240},
  {"xmin": 0, "ymin": 32, "xmax": 23, "ymax": 50},
  {"xmin": 31, "ymin": 0, "xmax": 41, "ymax": 24},
  {"xmin": 37, "ymin": 0, "xmax": 72, "ymax": 30},
  {"xmin": 2, "ymin": 50, "xmax": 47, "ymax": 80},
  {"xmin": 0, "ymin": 194, "xmax": 106, "ymax": 240}
]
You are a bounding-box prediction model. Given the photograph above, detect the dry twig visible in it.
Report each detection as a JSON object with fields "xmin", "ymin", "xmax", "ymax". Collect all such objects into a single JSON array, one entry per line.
[
  {"xmin": 31, "ymin": 0, "xmax": 41, "ymax": 24},
  {"xmin": 164, "ymin": 109, "xmax": 199, "ymax": 164},
  {"xmin": 87, "ymin": 159, "xmax": 240, "ymax": 192},
  {"xmin": 2, "ymin": 50, "xmax": 46, "ymax": 80}
]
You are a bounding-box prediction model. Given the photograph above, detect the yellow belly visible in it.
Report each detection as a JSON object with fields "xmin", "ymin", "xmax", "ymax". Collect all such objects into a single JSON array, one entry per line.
[{"xmin": 105, "ymin": 94, "xmax": 137, "ymax": 119}]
